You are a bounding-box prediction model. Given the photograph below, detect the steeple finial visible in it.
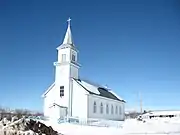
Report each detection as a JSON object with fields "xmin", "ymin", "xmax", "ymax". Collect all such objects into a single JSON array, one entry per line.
[
  {"xmin": 62, "ymin": 17, "xmax": 73, "ymax": 45},
  {"xmin": 67, "ymin": 17, "xmax": 71, "ymax": 26}
]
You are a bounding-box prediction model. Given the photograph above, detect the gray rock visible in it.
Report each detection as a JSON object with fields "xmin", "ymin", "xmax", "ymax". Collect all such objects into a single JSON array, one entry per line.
[{"xmin": 11, "ymin": 116, "xmax": 18, "ymax": 123}]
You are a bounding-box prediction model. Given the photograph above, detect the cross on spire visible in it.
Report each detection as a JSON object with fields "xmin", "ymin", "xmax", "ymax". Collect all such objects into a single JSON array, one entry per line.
[
  {"xmin": 67, "ymin": 17, "xmax": 71, "ymax": 26},
  {"xmin": 62, "ymin": 17, "xmax": 73, "ymax": 45}
]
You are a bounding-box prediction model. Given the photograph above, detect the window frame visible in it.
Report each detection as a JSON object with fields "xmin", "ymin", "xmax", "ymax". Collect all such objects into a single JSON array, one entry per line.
[
  {"xmin": 72, "ymin": 54, "xmax": 76, "ymax": 62},
  {"xmin": 93, "ymin": 101, "xmax": 97, "ymax": 113},
  {"xmin": 119, "ymin": 106, "xmax": 122, "ymax": 115},
  {"xmin": 116, "ymin": 106, "xmax": 118, "ymax": 114},
  {"xmin": 106, "ymin": 104, "xmax": 109, "ymax": 114},
  {"xmin": 100, "ymin": 102, "xmax": 103, "ymax": 114},
  {"xmin": 111, "ymin": 105, "xmax": 114, "ymax": 114}
]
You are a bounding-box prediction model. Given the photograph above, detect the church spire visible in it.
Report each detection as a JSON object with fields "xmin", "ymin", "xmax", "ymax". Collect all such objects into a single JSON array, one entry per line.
[{"xmin": 63, "ymin": 17, "xmax": 73, "ymax": 45}]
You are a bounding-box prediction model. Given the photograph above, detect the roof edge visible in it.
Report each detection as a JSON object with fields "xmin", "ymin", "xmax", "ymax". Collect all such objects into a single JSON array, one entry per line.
[
  {"xmin": 109, "ymin": 90, "xmax": 126, "ymax": 103},
  {"xmin": 75, "ymin": 78, "xmax": 126, "ymax": 103},
  {"xmin": 72, "ymin": 78, "xmax": 91, "ymax": 94},
  {"xmin": 41, "ymin": 82, "xmax": 55, "ymax": 97}
]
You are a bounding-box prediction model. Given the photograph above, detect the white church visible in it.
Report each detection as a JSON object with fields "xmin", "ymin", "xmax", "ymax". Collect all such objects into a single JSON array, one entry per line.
[{"xmin": 42, "ymin": 18, "xmax": 126, "ymax": 121}]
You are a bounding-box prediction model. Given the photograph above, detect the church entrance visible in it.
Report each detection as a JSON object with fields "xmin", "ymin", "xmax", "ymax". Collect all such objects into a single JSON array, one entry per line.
[{"xmin": 60, "ymin": 106, "xmax": 67, "ymax": 119}]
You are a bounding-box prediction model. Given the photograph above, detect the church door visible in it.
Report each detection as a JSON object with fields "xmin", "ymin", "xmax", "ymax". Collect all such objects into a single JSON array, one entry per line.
[{"xmin": 60, "ymin": 106, "xmax": 67, "ymax": 118}]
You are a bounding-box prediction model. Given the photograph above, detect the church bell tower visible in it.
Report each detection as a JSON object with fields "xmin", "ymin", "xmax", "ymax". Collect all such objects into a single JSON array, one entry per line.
[{"xmin": 53, "ymin": 18, "xmax": 80, "ymax": 116}]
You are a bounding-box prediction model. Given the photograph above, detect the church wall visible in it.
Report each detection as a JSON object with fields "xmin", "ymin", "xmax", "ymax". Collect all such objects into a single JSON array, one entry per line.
[
  {"xmin": 72, "ymin": 79, "xmax": 88, "ymax": 119},
  {"xmin": 44, "ymin": 85, "xmax": 56, "ymax": 117},
  {"xmin": 56, "ymin": 83, "xmax": 69, "ymax": 108},
  {"xmin": 49, "ymin": 105, "xmax": 61, "ymax": 121},
  {"xmin": 55, "ymin": 64, "xmax": 71, "ymax": 108},
  {"xmin": 55, "ymin": 64, "xmax": 69, "ymax": 84},
  {"xmin": 70, "ymin": 65, "xmax": 79, "ymax": 79},
  {"xmin": 87, "ymin": 95, "xmax": 125, "ymax": 121},
  {"xmin": 55, "ymin": 48, "xmax": 79, "ymax": 108},
  {"xmin": 120, "ymin": 102, "xmax": 125, "ymax": 120},
  {"xmin": 44, "ymin": 82, "xmax": 70, "ymax": 119}
]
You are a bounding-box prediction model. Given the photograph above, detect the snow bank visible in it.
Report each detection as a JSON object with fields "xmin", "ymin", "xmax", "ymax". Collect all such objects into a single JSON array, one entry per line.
[
  {"xmin": 122, "ymin": 119, "xmax": 180, "ymax": 134},
  {"xmin": 41, "ymin": 118, "xmax": 180, "ymax": 135}
]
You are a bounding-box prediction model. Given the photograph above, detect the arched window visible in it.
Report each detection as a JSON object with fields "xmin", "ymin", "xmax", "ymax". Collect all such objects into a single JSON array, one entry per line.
[
  {"xmin": 106, "ymin": 104, "xmax": 109, "ymax": 114},
  {"xmin": 116, "ymin": 106, "xmax": 118, "ymax": 114},
  {"xmin": 93, "ymin": 101, "xmax": 97, "ymax": 113},
  {"xmin": 111, "ymin": 105, "xmax": 114, "ymax": 114},
  {"xmin": 100, "ymin": 102, "xmax": 103, "ymax": 114},
  {"xmin": 119, "ymin": 106, "xmax": 122, "ymax": 115}
]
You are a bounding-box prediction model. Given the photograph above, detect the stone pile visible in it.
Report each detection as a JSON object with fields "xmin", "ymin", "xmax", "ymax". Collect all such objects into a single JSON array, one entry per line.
[
  {"xmin": 0, "ymin": 117, "xmax": 61, "ymax": 135},
  {"xmin": 26, "ymin": 119, "xmax": 59, "ymax": 135}
]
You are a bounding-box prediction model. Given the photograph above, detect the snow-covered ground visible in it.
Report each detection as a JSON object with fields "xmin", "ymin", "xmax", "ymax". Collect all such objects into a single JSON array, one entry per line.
[{"xmin": 41, "ymin": 118, "xmax": 180, "ymax": 135}]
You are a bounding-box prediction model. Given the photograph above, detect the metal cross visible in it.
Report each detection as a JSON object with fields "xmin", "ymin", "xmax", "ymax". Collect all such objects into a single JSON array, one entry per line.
[{"xmin": 67, "ymin": 17, "xmax": 71, "ymax": 25}]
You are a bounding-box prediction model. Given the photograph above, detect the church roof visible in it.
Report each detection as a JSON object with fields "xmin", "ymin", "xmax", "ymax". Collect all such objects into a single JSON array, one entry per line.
[{"xmin": 74, "ymin": 78, "xmax": 126, "ymax": 103}]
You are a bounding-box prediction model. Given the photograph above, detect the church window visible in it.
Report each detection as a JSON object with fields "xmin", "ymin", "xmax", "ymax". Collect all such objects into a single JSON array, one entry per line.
[
  {"xmin": 72, "ymin": 54, "xmax": 76, "ymax": 61},
  {"xmin": 119, "ymin": 106, "xmax": 122, "ymax": 115},
  {"xmin": 100, "ymin": 102, "xmax": 103, "ymax": 114},
  {"xmin": 60, "ymin": 86, "xmax": 64, "ymax": 97},
  {"xmin": 93, "ymin": 101, "xmax": 97, "ymax": 113},
  {"xmin": 116, "ymin": 106, "xmax": 118, "ymax": 114},
  {"xmin": 62, "ymin": 54, "xmax": 66, "ymax": 62},
  {"xmin": 111, "ymin": 105, "xmax": 114, "ymax": 114},
  {"xmin": 106, "ymin": 104, "xmax": 109, "ymax": 114}
]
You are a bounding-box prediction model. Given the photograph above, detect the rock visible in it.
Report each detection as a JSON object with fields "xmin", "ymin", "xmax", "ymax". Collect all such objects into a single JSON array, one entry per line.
[
  {"xmin": 0, "ymin": 117, "xmax": 60, "ymax": 135},
  {"xmin": 11, "ymin": 116, "xmax": 19, "ymax": 123},
  {"xmin": 2, "ymin": 118, "xmax": 10, "ymax": 126},
  {"xmin": 25, "ymin": 119, "xmax": 59, "ymax": 135}
]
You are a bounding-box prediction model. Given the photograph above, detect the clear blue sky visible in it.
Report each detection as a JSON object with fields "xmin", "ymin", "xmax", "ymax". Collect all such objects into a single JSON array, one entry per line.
[{"xmin": 0, "ymin": 0, "xmax": 180, "ymax": 112}]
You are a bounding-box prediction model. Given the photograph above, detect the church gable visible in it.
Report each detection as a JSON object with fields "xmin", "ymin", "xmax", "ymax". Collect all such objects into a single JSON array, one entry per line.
[
  {"xmin": 74, "ymin": 79, "xmax": 125, "ymax": 103},
  {"xmin": 42, "ymin": 82, "xmax": 55, "ymax": 97}
]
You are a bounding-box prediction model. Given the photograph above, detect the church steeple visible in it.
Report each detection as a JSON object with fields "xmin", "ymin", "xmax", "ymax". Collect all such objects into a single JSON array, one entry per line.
[
  {"xmin": 62, "ymin": 17, "xmax": 73, "ymax": 45},
  {"xmin": 55, "ymin": 17, "xmax": 80, "ymax": 75}
]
